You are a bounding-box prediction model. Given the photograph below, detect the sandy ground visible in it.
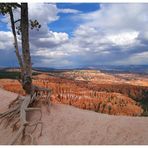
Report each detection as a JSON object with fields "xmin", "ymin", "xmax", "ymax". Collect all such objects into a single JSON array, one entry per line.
[{"xmin": 0, "ymin": 88, "xmax": 148, "ymax": 145}]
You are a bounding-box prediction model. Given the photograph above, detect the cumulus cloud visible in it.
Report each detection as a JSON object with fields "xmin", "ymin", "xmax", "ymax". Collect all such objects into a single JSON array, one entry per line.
[
  {"xmin": 0, "ymin": 3, "xmax": 71, "ymax": 67},
  {"xmin": 29, "ymin": 3, "xmax": 59, "ymax": 24},
  {"xmin": 106, "ymin": 32, "xmax": 139, "ymax": 46},
  {"xmin": 1, "ymin": 3, "xmax": 148, "ymax": 68},
  {"xmin": 58, "ymin": 8, "xmax": 81, "ymax": 14},
  {"xmin": 38, "ymin": 31, "xmax": 68, "ymax": 45},
  {"xmin": 0, "ymin": 31, "xmax": 13, "ymax": 50},
  {"xmin": 67, "ymin": 3, "xmax": 148, "ymax": 66},
  {"xmin": 30, "ymin": 30, "xmax": 69, "ymax": 49},
  {"xmin": 80, "ymin": 4, "xmax": 148, "ymax": 32}
]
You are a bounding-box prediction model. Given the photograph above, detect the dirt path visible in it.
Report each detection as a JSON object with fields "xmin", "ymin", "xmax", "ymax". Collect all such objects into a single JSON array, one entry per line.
[{"xmin": 0, "ymin": 88, "xmax": 148, "ymax": 145}]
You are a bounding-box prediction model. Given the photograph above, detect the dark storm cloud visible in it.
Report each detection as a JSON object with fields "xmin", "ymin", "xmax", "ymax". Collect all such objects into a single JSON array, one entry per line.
[{"xmin": 0, "ymin": 50, "xmax": 18, "ymax": 67}]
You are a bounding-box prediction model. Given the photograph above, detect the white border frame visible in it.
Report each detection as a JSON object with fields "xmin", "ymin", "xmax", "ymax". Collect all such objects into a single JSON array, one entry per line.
[{"xmin": 1, "ymin": 0, "xmax": 148, "ymax": 3}]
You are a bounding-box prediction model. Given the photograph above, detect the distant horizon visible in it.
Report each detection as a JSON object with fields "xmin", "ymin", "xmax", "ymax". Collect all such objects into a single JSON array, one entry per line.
[{"xmin": 1, "ymin": 64, "xmax": 148, "ymax": 69}]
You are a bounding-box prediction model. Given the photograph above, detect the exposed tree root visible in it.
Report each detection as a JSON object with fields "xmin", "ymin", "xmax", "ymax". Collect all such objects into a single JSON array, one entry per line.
[{"xmin": 0, "ymin": 86, "xmax": 51, "ymax": 145}]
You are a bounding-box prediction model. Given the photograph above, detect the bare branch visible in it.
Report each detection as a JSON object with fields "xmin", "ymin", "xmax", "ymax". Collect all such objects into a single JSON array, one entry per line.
[
  {"xmin": 14, "ymin": 19, "xmax": 21, "ymax": 24},
  {"xmin": 14, "ymin": 3, "xmax": 22, "ymax": 8}
]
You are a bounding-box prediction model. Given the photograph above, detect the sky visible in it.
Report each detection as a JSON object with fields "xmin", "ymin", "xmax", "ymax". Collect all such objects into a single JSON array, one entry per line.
[{"xmin": 0, "ymin": 3, "xmax": 148, "ymax": 68}]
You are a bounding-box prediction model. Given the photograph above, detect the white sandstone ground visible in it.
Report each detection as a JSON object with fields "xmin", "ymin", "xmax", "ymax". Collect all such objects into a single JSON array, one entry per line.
[{"xmin": 0, "ymin": 88, "xmax": 147, "ymax": 145}]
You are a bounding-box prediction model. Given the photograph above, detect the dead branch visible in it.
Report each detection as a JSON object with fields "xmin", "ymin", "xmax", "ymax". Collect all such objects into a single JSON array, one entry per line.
[
  {"xmin": 14, "ymin": 19, "xmax": 21, "ymax": 24},
  {"xmin": 0, "ymin": 86, "xmax": 52, "ymax": 145}
]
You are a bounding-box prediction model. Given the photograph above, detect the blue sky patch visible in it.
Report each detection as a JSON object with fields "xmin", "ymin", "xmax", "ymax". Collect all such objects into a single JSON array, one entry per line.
[{"xmin": 48, "ymin": 3, "xmax": 100, "ymax": 37}]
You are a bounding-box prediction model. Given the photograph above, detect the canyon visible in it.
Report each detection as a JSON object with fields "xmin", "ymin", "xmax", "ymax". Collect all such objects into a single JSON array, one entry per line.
[{"xmin": 0, "ymin": 70, "xmax": 148, "ymax": 116}]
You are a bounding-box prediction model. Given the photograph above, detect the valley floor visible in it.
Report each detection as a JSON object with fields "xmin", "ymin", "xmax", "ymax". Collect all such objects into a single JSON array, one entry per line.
[{"xmin": 0, "ymin": 88, "xmax": 148, "ymax": 145}]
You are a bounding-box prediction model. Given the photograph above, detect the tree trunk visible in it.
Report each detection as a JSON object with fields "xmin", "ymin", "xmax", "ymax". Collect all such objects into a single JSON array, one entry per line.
[
  {"xmin": 21, "ymin": 3, "xmax": 32, "ymax": 94},
  {"xmin": 9, "ymin": 7, "xmax": 24, "ymax": 79}
]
